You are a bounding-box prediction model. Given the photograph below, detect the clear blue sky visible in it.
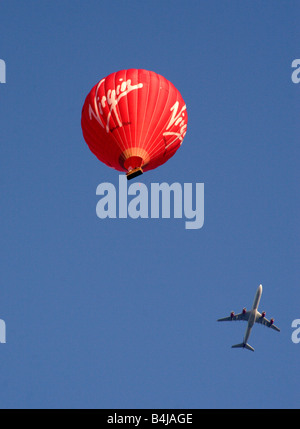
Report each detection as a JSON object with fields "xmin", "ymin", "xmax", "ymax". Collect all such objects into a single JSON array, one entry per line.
[{"xmin": 0, "ymin": 0, "xmax": 299, "ymax": 409}]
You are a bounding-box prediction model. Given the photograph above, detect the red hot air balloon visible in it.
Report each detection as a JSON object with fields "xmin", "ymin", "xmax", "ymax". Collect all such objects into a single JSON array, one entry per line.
[{"xmin": 81, "ymin": 69, "xmax": 188, "ymax": 179}]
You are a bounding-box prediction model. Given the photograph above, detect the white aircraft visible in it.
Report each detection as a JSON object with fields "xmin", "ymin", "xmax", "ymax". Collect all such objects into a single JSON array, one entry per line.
[{"xmin": 217, "ymin": 284, "xmax": 280, "ymax": 351}]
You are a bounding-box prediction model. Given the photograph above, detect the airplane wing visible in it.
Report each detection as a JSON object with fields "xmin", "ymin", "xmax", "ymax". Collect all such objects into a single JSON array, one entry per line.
[
  {"xmin": 217, "ymin": 311, "xmax": 250, "ymax": 322},
  {"xmin": 255, "ymin": 312, "xmax": 280, "ymax": 332}
]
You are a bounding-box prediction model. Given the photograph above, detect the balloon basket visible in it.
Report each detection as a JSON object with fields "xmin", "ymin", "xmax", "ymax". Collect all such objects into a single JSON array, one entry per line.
[{"xmin": 126, "ymin": 167, "xmax": 143, "ymax": 180}]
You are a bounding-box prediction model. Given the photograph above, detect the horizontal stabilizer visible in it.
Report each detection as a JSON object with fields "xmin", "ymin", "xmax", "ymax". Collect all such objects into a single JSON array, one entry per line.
[{"xmin": 232, "ymin": 342, "xmax": 254, "ymax": 352}]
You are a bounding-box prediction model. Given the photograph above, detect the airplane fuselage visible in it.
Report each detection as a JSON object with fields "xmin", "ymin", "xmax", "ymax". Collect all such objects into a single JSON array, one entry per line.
[{"xmin": 243, "ymin": 285, "xmax": 262, "ymax": 344}]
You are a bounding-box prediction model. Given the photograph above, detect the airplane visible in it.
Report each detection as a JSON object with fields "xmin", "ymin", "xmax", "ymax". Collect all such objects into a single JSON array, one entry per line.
[{"xmin": 217, "ymin": 284, "xmax": 280, "ymax": 351}]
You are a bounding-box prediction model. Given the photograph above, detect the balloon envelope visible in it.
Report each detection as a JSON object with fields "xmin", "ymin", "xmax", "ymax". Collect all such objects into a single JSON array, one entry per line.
[{"xmin": 81, "ymin": 69, "xmax": 188, "ymax": 179}]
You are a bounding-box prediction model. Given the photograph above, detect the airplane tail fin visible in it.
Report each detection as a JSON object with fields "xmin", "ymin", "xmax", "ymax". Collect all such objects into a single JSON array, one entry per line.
[{"xmin": 232, "ymin": 342, "xmax": 254, "ymax": 352}]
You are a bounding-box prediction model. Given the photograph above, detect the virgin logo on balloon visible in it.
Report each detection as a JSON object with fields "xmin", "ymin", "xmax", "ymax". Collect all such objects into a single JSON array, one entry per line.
[
  {"xmin": 89, "ymin": 77, "xmax": 144, "ymax": 133},
  {"xmin": 163, "ymin": 101, "xmax": 187, "ymax": 145},
  {"xmin": 81, "ymin": 69, "xmax": 188, "ymax": 180}
]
